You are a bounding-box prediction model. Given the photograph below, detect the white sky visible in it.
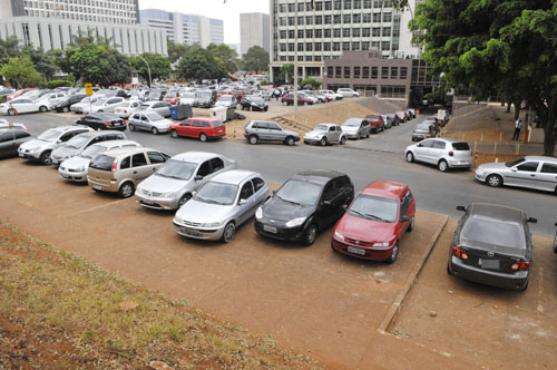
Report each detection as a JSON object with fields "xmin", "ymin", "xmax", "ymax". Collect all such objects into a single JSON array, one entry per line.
[{"xmin": 139, "ymin": 0, "xmax": 270, "ymax": 44}]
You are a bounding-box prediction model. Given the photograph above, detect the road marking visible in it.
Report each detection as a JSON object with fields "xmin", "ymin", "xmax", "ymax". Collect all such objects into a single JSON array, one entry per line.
[{"xmin": 61, "ymin": 199, "xmax": 130, "ymax": 218}]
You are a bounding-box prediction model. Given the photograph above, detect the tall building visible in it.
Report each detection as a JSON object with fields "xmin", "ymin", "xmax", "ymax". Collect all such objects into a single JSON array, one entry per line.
[
  {"xmin": 140, "ymin": 10, "xmax": 224, "ymax": 48},
  {"xmin": 269, "ymin": 0, "xmax": 421, "ymax": 82},
  {"xmin": 240, "ymin": 12, "xmax": 270, "ymax": 57}
]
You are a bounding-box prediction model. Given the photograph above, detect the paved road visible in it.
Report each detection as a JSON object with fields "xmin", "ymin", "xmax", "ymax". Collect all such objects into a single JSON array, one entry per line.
[{"xmin": 6, "ymin": 111, "xmax": 557, "ymax": 235}]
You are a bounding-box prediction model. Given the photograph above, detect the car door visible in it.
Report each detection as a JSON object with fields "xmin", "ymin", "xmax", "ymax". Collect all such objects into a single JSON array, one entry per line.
[
  {"xmin": 0, "ymin": 131, "xmax": 14, "ymax": 158},
  {"xmin": 414, "ymin": 139, "xmax": 433, "ymax": 162},
  {"xmin": 537, "ymin": 162, "xmax": 557, "ymax": 192},
  {"xmin": 251, "ymin": 177, "xmax": 269, "ymax": 207},
  {"xmin": 507, "ymin": 161, "xmax": 541, "ymax": 189},
  {"xmin": 139, "ymin": 115, "xmax": 150, "ymax": 131},
  {"xmin": 146, "ymin": 151, "xmax": 168, "ymax": 174},
  {"xmin": 236, "ymin": 180, "xmax": 255, "ymax": 225},
  {"xmin": 207, "ymin": 157, "xmax": 225, "ymax": 179},
  {"xmin": 130, "ymin": 113, "xmax": 141, "ymax": 129},
  {"xmin": 429, "ymin": 140, "xmax": 446, "ymax": 164},
  {"xmin": 316, "ymin": 180, "xmax": 338, "ymax": 229},
  {"xmin": 130, "ymin": 152, "xmax": 152, "ymax": 182},
  {"xmin": 267, "ymin": 122, "xmax": 284, "ymax": 142},
  {"xmin": 195, "ymin": 160, "xmax": 213, "ymax": 187},
  {"xmin": 398, "ymin": 192, "xmax": 412, "ymax": 235}
]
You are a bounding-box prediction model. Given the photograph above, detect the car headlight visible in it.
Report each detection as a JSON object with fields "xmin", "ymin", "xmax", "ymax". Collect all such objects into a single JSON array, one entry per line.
[
  {"xmin": 333, "ymin": 231, "xmax": 345, "ymax": 242},
  {"xmin": 285, "ymin": 217, "xmax": 306, "ymax": 228},
  {"xmin": 203, "ymin": 222, "xmax": 222, "ymax": 228},
  {"xmin": 255, "ymin": 207, "xmax": 263, "ymax": 220},
  {"xmin": 373, "ymin": 242, "xmax": 391, "ymax": 250}
]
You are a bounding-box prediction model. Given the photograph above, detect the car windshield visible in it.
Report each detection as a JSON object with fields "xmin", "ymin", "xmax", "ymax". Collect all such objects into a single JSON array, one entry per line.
[
  {"xmin": 90, "ymin": 154, "xmax": 114, "ymax": 171},
  {"xmin": 66, "ymin": 135, "xmax": 90, "ymax": 149},
  {"xmin": 276, "ymin": 180, "xmax": 322, "ymax": 206},
  {"xmin": 505, "ymin": 158, "xmax": 525, "ymax": 167},
  {"xmin": 461, "ymin": 216, "xmax": 526, "ymax": 249},
  {"xmin": 38, "ymin": 128, "xmax": 63, "ymax": 142},
  {"xmin": 146, "ymin": 112, "xmax": 164, "ymax": 122},
  {"xmin": 81, "ymin": 144, "xmax": 106, "ymax": 159},
  {"xmin": 344, "ymin": 119, "xmax": 361, "ymax": 127},
  {"xmin": 92, "ymin": 99, "xmax": 107, "ymax": 106},
  {"xmin": 250, "ymin": 97, "xmax": 265, "ymax": 103},
  {"xmin": 349, "ymin": 195, "xmax": 398, "ymax": 223},
  {"xmin": 156, "ymin": 159, "xmax": 197, "ymax": 181},
  {"xmin": 314, "ymin": 124, "xmax": 329, "ymax": 131},
  {"xmin": 195, "ymin": 182, "xmax": 238, "ymax": 205},
  {"xmin": 452, "ymin": 142, "xmax": 470, "ymax": 151}
]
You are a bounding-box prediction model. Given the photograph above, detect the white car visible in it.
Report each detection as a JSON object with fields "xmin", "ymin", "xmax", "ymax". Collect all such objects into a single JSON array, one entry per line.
[
  {"xmin": 35, "ymin": 92, "xmax": 68, "ymax": 112},
  {"xmin": 113, "ymin": 100, "xmax": 142, "ymax": 118},
  {"xmin": 320, "ymin": 90, "xmax": 343, "ymax": 101},
  {"xmin": 70, "ymin": 95, "xmax": 106, "ymax": 114},
  {"xmin": 0, "ymin": 98, "xmax": 41, "ymax": 115},
  {"xmin": 179, "ymin": 91, "xmax": 196, "ymax": 106},
  {"xmin": 404, "ymin": 138, "xmax": 472, "ymax": 172},
  {"xmin": 0, "ymin": 118, "xmax": 26, "ymax": 131},
  {"xmin": 91, "ymin": 97, "xmax": 127, "ymax": 114},
  {"xmin": 337, "ymin": 88, "xmax": 360, "ymax": 98}
]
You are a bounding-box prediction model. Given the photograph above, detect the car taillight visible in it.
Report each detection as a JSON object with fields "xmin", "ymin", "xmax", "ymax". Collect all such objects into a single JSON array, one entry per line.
[
  {"xmin": 448, "ymin": 151, "xmax": 454, "ymax": 157},
  {"xmin": 111, "ymin": 162, "xmax": 118, "ymax": 172},
  {"xmin": 511, "ymin": 261, "xmax": 531, "ymax": 271},
  {"xmin": 452, "ymin": 245, "xmax": 468, "ymax": 260},
  {"xmin": 104, "ymin": 121, "xmax": 111, "ymax": 127}
]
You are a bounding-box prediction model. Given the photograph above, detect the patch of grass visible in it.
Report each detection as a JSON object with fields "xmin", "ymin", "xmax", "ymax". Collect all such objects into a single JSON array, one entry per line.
[{"xmin": 0, "ymin": 222, "xmax": 320, "ymax": 369}]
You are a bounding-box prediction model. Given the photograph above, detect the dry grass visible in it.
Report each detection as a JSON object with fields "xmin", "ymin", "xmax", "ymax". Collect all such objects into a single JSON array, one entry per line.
[{"xmin": 0, "ymin": 223, "xmax": 320, "ymax": 369}]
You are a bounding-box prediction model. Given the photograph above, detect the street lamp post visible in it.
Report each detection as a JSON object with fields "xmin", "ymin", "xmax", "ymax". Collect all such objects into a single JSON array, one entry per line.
[{"xmin": 139, "ymin": 56, "xmax": 152, "ymax": 87}]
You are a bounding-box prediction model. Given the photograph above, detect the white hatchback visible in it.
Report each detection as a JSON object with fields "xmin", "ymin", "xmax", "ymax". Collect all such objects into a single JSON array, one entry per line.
[{"xmin": 405, "ymin": 138, "xmax": 472, "ymax": 172}]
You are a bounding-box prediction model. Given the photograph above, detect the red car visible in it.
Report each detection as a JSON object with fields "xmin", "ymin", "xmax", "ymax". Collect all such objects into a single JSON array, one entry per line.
[
  {"xmin": 170, "ymin": 117, "xmax": 226, "ymax": 142},
  {"xmin": 331, "ymin": 180, "xmax": 416, "ymax": 263},
  {"xmin": 281, "ymin": 93, "xmax": 314, "ymax": 106},
  {"xmin": 365, "ymin": 115, "xmax": 385, "ymax": 133}
]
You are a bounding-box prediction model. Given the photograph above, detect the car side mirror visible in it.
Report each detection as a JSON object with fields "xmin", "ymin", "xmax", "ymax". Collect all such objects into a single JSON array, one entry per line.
[
  {"xmin": 195, "ymin": 175, "xmax": 203, "ymax": 181},
  {"xmin": 238, "ymin": 199, "xmax": 247, "ymax": 205},
  {"xmin": 456, "ymin": 205, "xmax": 466, "ymax": 212},
  {"xmin": 511, "ymin": 168, "xmax": 518, "ymax": 172},
  {"xmin": 417, "ymin": 143, "xmax": 423, "ymax": 147},
  {"xmin": 527, "ymin": 217, "xmax": 538, "ymax": 224}
]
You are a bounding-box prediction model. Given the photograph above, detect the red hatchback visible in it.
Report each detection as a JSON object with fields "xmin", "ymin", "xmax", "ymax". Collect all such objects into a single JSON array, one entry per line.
[
  {"xmin": 332, "ymin": 180, "xmax": 416, "ymax": 263},
  {"xmin": 170, "ymin": 117, "xmax": 226, "ymax": 142}
]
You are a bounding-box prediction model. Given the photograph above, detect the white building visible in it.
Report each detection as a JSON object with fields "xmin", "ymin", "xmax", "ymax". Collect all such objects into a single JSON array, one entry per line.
[
  {"xmin": 240, "ymin": 12, "xmax": 271, "ymax": 56},
  {"xmin": 0, "ymin": 17, "xmax": 167, "ymax": 56},
  {"xmin": 140, "ymin": 10, "xmax": 224, "ymax": 48}
]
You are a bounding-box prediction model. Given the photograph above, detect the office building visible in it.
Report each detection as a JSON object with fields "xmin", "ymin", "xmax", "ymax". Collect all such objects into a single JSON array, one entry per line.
[
  {"xmin": 140, "ymin": 9, "xmax": 224, "ymax": 47},
  {"xmin": 240, "ymin": 12, "xmax": 271, "ymax": 56}
]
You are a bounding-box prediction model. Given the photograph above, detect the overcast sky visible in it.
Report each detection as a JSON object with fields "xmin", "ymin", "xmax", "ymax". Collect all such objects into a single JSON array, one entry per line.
[{"xmin": 139, "ymin": 0, "xmax": 270, "ymax": 44}]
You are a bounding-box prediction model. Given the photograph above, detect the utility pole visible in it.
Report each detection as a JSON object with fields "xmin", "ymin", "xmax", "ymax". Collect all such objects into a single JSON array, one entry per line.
[
  {"xmin": 293, "ymin": 0, "xmax": 299, "ymax": 115},
  {"xmin": 139, "ymin": 56, "xmax": 152, "ymax": 87}
]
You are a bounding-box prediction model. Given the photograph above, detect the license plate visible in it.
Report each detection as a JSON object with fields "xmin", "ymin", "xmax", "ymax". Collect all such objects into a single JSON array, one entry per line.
[
  {"xmin": 479, "ymin": 259, "xmax": 500, "ymax": 270},
  {"xmin": 263, "ymin": 225, "xmax": 277, "ymax": 233},
  {"xmin": 347, "ymin": 246, "xmax": 366, "ymax": 256},
  {"xmin": 92, "ymin": 184, "xmax": 103, "ymax": 190}
]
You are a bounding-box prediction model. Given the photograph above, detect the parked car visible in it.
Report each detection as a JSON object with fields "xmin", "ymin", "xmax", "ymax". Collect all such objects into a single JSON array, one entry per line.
[
  {"xmin": 170, "ymin": 117, "xmax": 226, "ymax": 142},
  {"xmin": 136, "ymin": 152, "xmax": 236, "ymax": 210},
  {"xmin": 89, "ymin": 97, "xmax": 126, "ymax": 113},
  {"xmin": 303, "ymin": 123, "xmax": 347, "ymax": 146},
  {"xmin": 320, "ymin": 89, "xmax": 343, "ymax": 100},
  {"xmin": 173, "ymin": 170, "xmax": 270, "ymax": 242},
  {"xmin": 194, "ymin": 89, "xmax": 216, "ymax": 108},
  {"xmin": 341, "ymin": 118, "xmax": 371, "ymax": 139},
  {"xmin": 215, "ymin": 94, "xmax": 237, "ymax": 109},
  {"xmin": 164, "ymin": 89, "xmax": 180, "ymax": 105},
  {"xmin": 281, "ymin": 92, "xmax": 315, "ymax": 106},
  {"xmin": 0, "ymin": 119, "xmax": 26, "ymax": 131},
  {"xmin": 411, "ymin": 122, "xmax": 438, "ymax": 142},
  {"xmin": 395, "ymin": 111, "xmax": 408, "ymax": 123},
  {"xmin": 364, "ymin": 115, "xmax": 385, "ymax": 133},
  {"xmin": 448, "ymin": 203, "xmax": 537, "ymax": 291},
  {"xmin": 54, "ymin": 94, "xmax": 87, "ymax": 112},
  {"xmin": 332, "ymin": 180, "xmax": 415, "ymax": 263},
  {"xmin": 58, "ymin": 140, "xmax": 141, "ymax": 183},
  {"xmin": 18, "ymin": 126, "xmax": 92, "ymax": 164},
  {"xmin": 387, "ymin": 113, "xmax": 401, "ymax": 126},
  {"xmin": 475, "ymin": 156, "xmax": 557, "ymax": 193},
  {"xmin": 407, "ymin": 109, "xmax": 417, "ymax": 119},
  {"xmin": 0, "ymin": 128, "xmax": 31, "ymax": 158},
  {"xmin": 179, "ymin": 91, "xmax": 196, "ymax": 106},
  {"xmin": 75, "ymin": 113, "xmax": 127, "ymax": 131},
  {"xmin": 35, "ymin": 92, "xmax": 67, "ymax": 112},
  {"xmin": 405, "ymin": 138, "xmax": 472, "ymax": 172},
  {"xmin": 87, "ymin": 147, "xmax": 169, "ymax": 198},
  {"xmin": 337, "ymin": 88, "xmax": 360, "ymax": 98},
  {"xmin": 244, "ymin": 120, "xmax": 300, "ymax": 146},
  {"xmin": 140, "ymin": 101, "xmax": 172, "ymax": 118},
  {"xmin": 0, "ymin": 98, "xmax": 41, "ymax": 116},
  {"xmin": 50, "ymin": 130, "xmax": 127, "ymax": 166},
  {"xmin": 112, "ymin": 100, "xmax": 142, "ymax": 118},
  {"xmin": 240, "ymin": 96, "xmax": 269, "ymax": 111},
  {"xmin": 255, "ymin": 170, "xmax": 354, "ymax": 245},
  {"xmin": 128, "ymin": 111, "xmax": 173, "ymax": 135},
  {"xmin": 70, "ymin": 95, "xmax": 105, "ymax": 114}
]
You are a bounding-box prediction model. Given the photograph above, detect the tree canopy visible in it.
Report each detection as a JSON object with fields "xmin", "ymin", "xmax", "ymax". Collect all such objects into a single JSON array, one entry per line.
[
  {"xmin": 242, "ymin": 46, "xmax": 270, "ymax": 73},
  {"xmin": 130, "ymin": 53, "xmax": 171, "ymax": 86},
  {"xmin": 207, "ymin": 43, "xmax": 240, "ymax": 74},
  {"xmin": 0, "ymin": 56, "xmax": 44, "ymax": 89},
  {"xmin": 175, "ymin": 45, "xmax": 227, "ymax": 81}
]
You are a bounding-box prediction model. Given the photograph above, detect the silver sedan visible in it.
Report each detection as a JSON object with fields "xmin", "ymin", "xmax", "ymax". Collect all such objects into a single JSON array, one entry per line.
[
  {"xmin": 128, "ymin": 111, "xmax": 173, "ymax": 134},
  {"xmin": 173, "ymin": 170, "xmax": 270, "ymax": 243}
]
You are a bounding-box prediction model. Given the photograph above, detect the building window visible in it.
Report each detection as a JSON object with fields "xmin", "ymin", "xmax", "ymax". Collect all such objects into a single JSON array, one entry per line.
[
  {"xmin": 352, "ymin": 42, "xmax": 361, "ymax": 51},
  {"xmin": 371, "ymin": 67, "xmax": 378, "ymax": 79},
  {"xmin": 390, "ymin": 67, "xmax": 398, "ymax": 79},
  {"xmin": 381, "ymin": 67, "xmax": 389, "ymax": 78},
  {"xmin": 334, "ymin": 28, "xmax": 341, "ymax": 38},
  {"xmin": 315, "ymin": 42, "xmax": 322, "ymax": 51},
  {"xmin": 400, "ymin": 67, "xmax": 408, "ymax": 79},
  {"xmin": 342, "ymin": 42, "xmax": 350, "ymax": 51},
  {"xmin": 362, "ymin": 67, "xmax": 370, "ymax": 79},
  {"xmin": 344, "ymin": 66, "xmax": 351, "ymax": 78},
  {"xmin": 354, "ymin": 67, "xmax": 361, "ymax": 79},
  {"xmin": 335, "ymin": 66, "xmax": 342, "ymax": 78},
  {"xmin": 352, "ymin": 28, "xmax": 361, "ymax": 37},
  {"xmin": 343, "ymin": 28, "xmax": 350, "ymax": 37},
  {"xmin": 327, "ymin": 66, "xmax": 334, "ymax": 77}
]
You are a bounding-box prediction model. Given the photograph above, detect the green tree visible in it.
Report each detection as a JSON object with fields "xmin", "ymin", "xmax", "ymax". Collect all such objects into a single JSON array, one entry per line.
[
  {"xmin": 130, "ymin": 53, "xmax": 171, "ymax": 86},
  {"xmin": 0, "ymin": 56, "xmax": 44, "ymax": 88},
  {"xmin": 22, "ymin": 47, "xmax": 59, "ymax": 80},
  {"xmin": 280, "ymin": 64, "xmax": 294, "ymax": 84},
  {"xmin": 411, "ymin": 0, "xmax": 557, "ymax": 155},
  {"xmin": 176, "ymin": 45, "xmax": 227, "ymax": 81},
  {"xmin": 167, "ymin": 40, "xmax": 190, "ymax": 64},
  {"xmin": 300, "ymin": 77, "xmax": 321, "ymax": 89},
  {"xmin": 0, "ymin": 36, "xmax": 20, "ymax": 66},
  {"xmin": 242, "ymin": 46, "xmax": 269, "ymax": 73},
  {"xmin": 207, "ymin": 43, "xmax": 240, "ymax": 73}
]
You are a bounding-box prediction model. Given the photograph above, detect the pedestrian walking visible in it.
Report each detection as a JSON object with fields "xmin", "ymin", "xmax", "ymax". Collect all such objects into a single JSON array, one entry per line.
[{"xmin": 513, "ymin": 117, "xmax": 522, "ymax": 141}]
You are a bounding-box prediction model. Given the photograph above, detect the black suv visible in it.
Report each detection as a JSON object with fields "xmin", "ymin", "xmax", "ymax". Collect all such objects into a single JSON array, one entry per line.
[
  {"xmin": 255, "ymin": 170, "xmax": 354, "ymax": 245},
  {"xmin": 54, "ymin": 94, "xmax": 87, "ymax": 112},
  {"xmin": 0, "ymin": 128, "xmax": 31, "ymax": 158},
  {"xmin": 75, "ymin": 113, "xmax": 127, "ymax": 131}
]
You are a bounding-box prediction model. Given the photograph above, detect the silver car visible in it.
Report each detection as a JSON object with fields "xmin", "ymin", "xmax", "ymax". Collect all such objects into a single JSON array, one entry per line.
[
  {"xmin": 140, "ymin": 101, "xmax": 172, "ymax": 118},
  {"xmin": 136, "ymin": 151, "xmax": 236, "ymax": 210},
  {"xmin": 475, "ymin": 156, "xmax": 557, "ymax": 193},
  {"xmin": 50, "ymin": 130, "xmax": 127, "ymax": 166},
  {"xmin": 303, "ymin": 123, "xmax": 347, "ymax": 146},
  {"xmin": 128, "ymin": 111, "xmax": 173, "ymax": 134},
  {"xmin": 244, "ymin": 120, "xmax": 300, "ymax": 146},
  {"xmin": 173, "ymin": 170, "xmax": 270, "ymax": 243},
  {"xmin": 18, "ymin": 125, "xmax": 92, "ymax": 164},
  {"xmin": 405, "ymin": 138, "xmax": 472, "ymax": 172},
  {"xmin": 341, "ymin": 118, "xmax": 371, "ymax": 139},
  {"xmin": 58, "ymin": 140, "xmax": 141, "ymax": 183}
]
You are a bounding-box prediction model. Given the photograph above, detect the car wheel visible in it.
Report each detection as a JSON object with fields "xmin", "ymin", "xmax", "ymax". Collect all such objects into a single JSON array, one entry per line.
[
  {"xmin": 222, "ymin": 222, "xmax": 236, "ymax": 243},
  {"xmin": 178, "ymin": 193, "xmax": 192, "ymax": 208},
  {"xmin": 320, "ymin": 137, "xmax": 327, "ymax": 146},
  {"xmin": 340, "ymin": 136, "xmax": 347, "ymax": 145},
  {"xmin": 151, "ymin": 127, "xmax": 159, "ymax": 135},
  {"xmin": 40, "ymin": 150, "xmax": 52, "ymax": 165},
  {"xmin": 406, "ymin": 152, "xmax": 414, "ymax": 163},
  {"xmin": 129, "ymin": 124, "xmax": 135, "ymax": 131},
  {"xmin": 518, "ymin": 279, "xmax": 529, "ymax": 292},
  {"xmin": 199, "ymin": 133, "xmax": 208, "ymax": 142},
  {"xmin": 438, "ymin": 160, "xmax": 449, "ymax": 172},
  {"xmin": 39, "ymin": 106, "xmax": 48, "ymax": 112},
  {"xmin": 249, "ymin": 135, "xmax": 258, "ymax": 145},
  {"xmin": 447, "ymin": 263, "xmax": 453, "ymax": 275},
  {"xmin": 407, "ymin": 217, "xmax": 415, "ymax": 233},
  {"xmin": 285, "ymin": 136, "xmax": 295, "ymax": 146},
  {"xmin": 119, "ymin": 182, "xmax": 135, "ymax": 198},
  {"xmin": 387, "ymin": 244, "xmax": 399, "ymax": 264},
  {"xmin": 264, "ymin": 106, "xmax": 269, "ymax": 112},
  {"xmin": 486, "ymin": 174, "xmax": 503, "ymax": 187},
  {"xmin": 303, "ymin": 224, "xmax": 318, "ymax": 246},
  {"xmin": 7, "ymin": 108, "xmax": 16, "ymax": 116}
]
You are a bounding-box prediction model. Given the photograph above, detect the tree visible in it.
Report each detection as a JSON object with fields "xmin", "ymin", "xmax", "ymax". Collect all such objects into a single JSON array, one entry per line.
[
  {"xmin": 280, "ymin": 64, "xmax": 294, "ymax": 84},
  {"xmin": 411, "ymin": 1, "xmax": 557, "ymax": 156},
  {"xmin": 242, "ymin": 46, "xmax": 269, "ymax": 73},
  {"xmin": 0, "ymin": 36, "xmax": 20, "ymax": 66},
  {"xmin": 300, "ymin": 77, "xmax": 321, "ymax": 89},
  {"xmin": 0, "ymin": 56, "xmax": 44, "ymax": 88},
  {"xmin": 207, "ymin": 43, "xmax": 240, "ymax": 73},
  {"xmin": 176, "ymin": 45, "xmax": 227, "ymax": 81},
  {"xmin": 167, "ymin": 40, "xmax": 190, "ymax": 64},
  {"xmin": 22, "ymin": 47, "xmax": 59, "ymax": 81},
  {"xmin": 130, "ymin": 53, "xmax": 171, "ymax": 86}
]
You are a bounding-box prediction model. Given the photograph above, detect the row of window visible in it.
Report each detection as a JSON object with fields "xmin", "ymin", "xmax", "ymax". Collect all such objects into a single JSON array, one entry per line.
[
  {"xmin": 277, "ymin": 0, "xmax": 396, "ymax": 13},
  {"xmin": 278, "ymin": 12, "xmax": 395, "ymax": 26},
  {"xmin": 326, "ymin": 65, "xmax": 408, "ymax": 80},
  {"xmin": 279, "ymin": 40, "xmax": 398, "ymax": 52},
  {"xmin": 279, "ymin": 27, "xmax": 398, "ymax": 39}
]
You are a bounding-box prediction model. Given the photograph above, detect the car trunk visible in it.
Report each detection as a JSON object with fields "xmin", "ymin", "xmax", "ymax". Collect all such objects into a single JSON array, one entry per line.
[
  {"xmin": 459, "ymin": 239, "xmax": 528, "ymax": 274},
  {"xmin": 88, "ymin": 155, "xmax": 116, "ymax": 186},
  {"xmin": 451, "ymin": 142, "xmax": 472, "ymax": 161}
]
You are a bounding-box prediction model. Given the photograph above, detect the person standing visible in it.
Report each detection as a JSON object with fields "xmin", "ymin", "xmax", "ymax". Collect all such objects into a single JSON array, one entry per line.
[{"xmin": 513, "ymin": 117, "xmax": 522, "ymax": 141}]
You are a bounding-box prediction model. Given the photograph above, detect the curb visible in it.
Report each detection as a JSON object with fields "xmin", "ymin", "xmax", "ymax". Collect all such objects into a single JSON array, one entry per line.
[{"xmin": 377, "ymin": 215, "xmax": 449, "ymax": 335}]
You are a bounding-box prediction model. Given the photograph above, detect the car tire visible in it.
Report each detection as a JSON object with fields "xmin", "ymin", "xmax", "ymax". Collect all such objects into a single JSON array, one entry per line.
[
  {"xmin": 199, "ymin": 133, "xmax": 208, "ymax": 142},
  {"xmin": 407, "ymin": 217, "xmax": 415, "ymax": 233},
  {"xmin": 178, "ymin": 193, "xmax": 192, "ymax": 208},
  {"xmin": 222, "ymin": 222, "xmax": 236, "ymax": 243},
  {"xmin": 40, "ymin": 150, "xmax": 52, "ymax": 165},
  {"xmin": 39, "ymin": 106, "xmax": 48, "ymax": 112},
  {"xmin": 119, "ymin": 182, "xmax": 135, "ymax": 198},
  {"xmin": 486, "ymin": 174, "xmax": 503, "ymax": 188},
  {"xmin": 340, "ymin": 136, "xmax": 347, "ymax": 145},
  {"xmin": 438, "ymin": 160, "xmax": 449, "ymax": 172},
  {"xmin": 518, "ymin": 279, "xmax": 529, "ymax": 292},
  {"xmin": 303, "ymin": 224, "xmax": 318, "ymax": 246},
  {"xmin": 129, "ymin": 124, "xmax": 135, "ymax": 131},
  {"xmin": 406, "ymin": 152, "xmax": 414, "ymax": 163},
  {"xmin": 320, "ymin": 137, "xmax": 327, "ymax": 146},
  {"xmin": 387, "ymin": 244, "xmax": 399, "ymax": 264},
  {"xmin": 171, "ymin": 130, "xmax": 178, "ymax": 138},
  {"xmin": 7, "ymin": 108, "xmax": 16, "ymax": 116},
  {"xmin": 264, "ymin": 106, "xmax": 269, "ymax": 112},
  {"xmin": 285, "ymin": 136, "xmax": 295, "ymax": 146},
  {"xmin": 447, "ymin": 263, "xmax": 453, "ymax": 275},
  {"xmin": 249, "ymin": 135, "xmax": 258, "ymax": 145},
  {"xmin": 151, "ymin": 127, "xmax": 159, "ymax": 135}
]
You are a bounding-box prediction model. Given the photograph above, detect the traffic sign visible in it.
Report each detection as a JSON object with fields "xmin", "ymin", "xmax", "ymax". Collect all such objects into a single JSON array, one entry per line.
[{"xmin": 85, "ymin": 83, "xmax": 93, "ymax": 96}]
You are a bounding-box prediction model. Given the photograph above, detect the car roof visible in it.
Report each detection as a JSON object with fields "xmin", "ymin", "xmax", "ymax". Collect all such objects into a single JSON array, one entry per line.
[
  {"xmin": 315, "ymin": 123, "xmax": 337, "ymax": 127},
  {"xmin": 523, "ymin": 156, "xmax": 557, "ymax": 163},
  {"xmin": 362, "ymin": 180, "xmax": 409, "ymax": 200},
  {"xmin": 92, "ymin": 140, "xmax": 139, "ymax": 149},
  {"xmin": 292, "ymin": 170, "xmax": 346, "ymax": 185},
  {"xmin": 212, "ymin": 170, "xmax": 258, "ymax": 185},
  {"xmin": 468, "ymin": 203, "xmax": 525, "ymax": 224},
  {"xmin": 188, "ymin": 117, "xmax": 219, "ymax": 122},
  {"xmin": 171, "ymin": 151, "xmax": 219, "ymax": 163},
  {"xmin": 103, "ymin": 146, "xmax": 155, "ymax": 159}
]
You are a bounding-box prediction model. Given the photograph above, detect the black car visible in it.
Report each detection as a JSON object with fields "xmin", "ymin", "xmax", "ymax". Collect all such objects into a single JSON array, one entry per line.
[
  {"xmin": 448, "ymin": 203, "xmax": 537, "ymax": 291},
  {"xmin": 255, "ymin": 170, "xmax": 354, "ymax": 245},
  {"xmin": 241, "ymin": 96, "xmax": 269, "ymax": 112},
  {"xmin": 54, "ymin": 94, "xmax": 87, "ymax": 112},
  {"xmin": 75, "ymin": 113, "xmax": 127, "ymax": 131},
  {"xmin": 0, "ymin": 128, "xmax": 31, "ymax": 158}
]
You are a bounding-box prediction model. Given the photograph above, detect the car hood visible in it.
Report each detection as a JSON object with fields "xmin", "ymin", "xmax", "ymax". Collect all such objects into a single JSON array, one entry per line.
[
  {"xmin": 153, "ymin": 119, "xmax": 173, "ymax": 129},
  {"xmin": 304, "ymin": 130, "xmax": 325, "ymax": 139},
  {"xmin": 477, "ymin": 162, "xmax": 507, "ymax": 171},
  {"xmin": 336, "ymin": 213, "xmax": 397, "ymax": 243},
  {"xmin": 341, "ymin": 126, "xmax": 359, "ymax": 133},
  {"xmin": 139, "ymin": 174, "xmax": 191, "ymax": 194},
  {"xmin": 261, "ymin": 197, "xmax": 314, "ymax": 222},
  {"xmin": 413, "ymin": 128, "xmax": 429, "ymax": 134},
  {"xmin": 19, "ymin": 139, "xmax": 52, "ymax": 151},
  {"xmin": 60, "ymin": 156, "xmax": 89, "ymax": 169},
  {"xmin": 175, "ymin": 199, "xmax": 233, "ymax": 224},
  {"xmin": 52, "ymin": 145, "xmax": 80, "ymax": 158}
]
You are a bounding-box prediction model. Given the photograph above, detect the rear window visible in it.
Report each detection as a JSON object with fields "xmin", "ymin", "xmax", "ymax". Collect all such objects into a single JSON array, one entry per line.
[
  {"xmin": 90, "ymin": 155, "xmax": 114, "ymax": 171},
  {"xmin": 461, "ymin": 216, "xmax": 526, "ymax": 250},
  {"xmin": 452, "ymin": 142, "xmax": 470, "ymax": 151},
  {"xmin": 211, "ymin": 120, "xmax": 224, "ymax": 127}
]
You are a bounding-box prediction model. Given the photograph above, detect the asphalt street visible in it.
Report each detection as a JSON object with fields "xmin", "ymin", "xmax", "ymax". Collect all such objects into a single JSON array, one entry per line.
[{"xmin": 6, "ymin": 111, "xmax": 557, "ymax": 235}]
